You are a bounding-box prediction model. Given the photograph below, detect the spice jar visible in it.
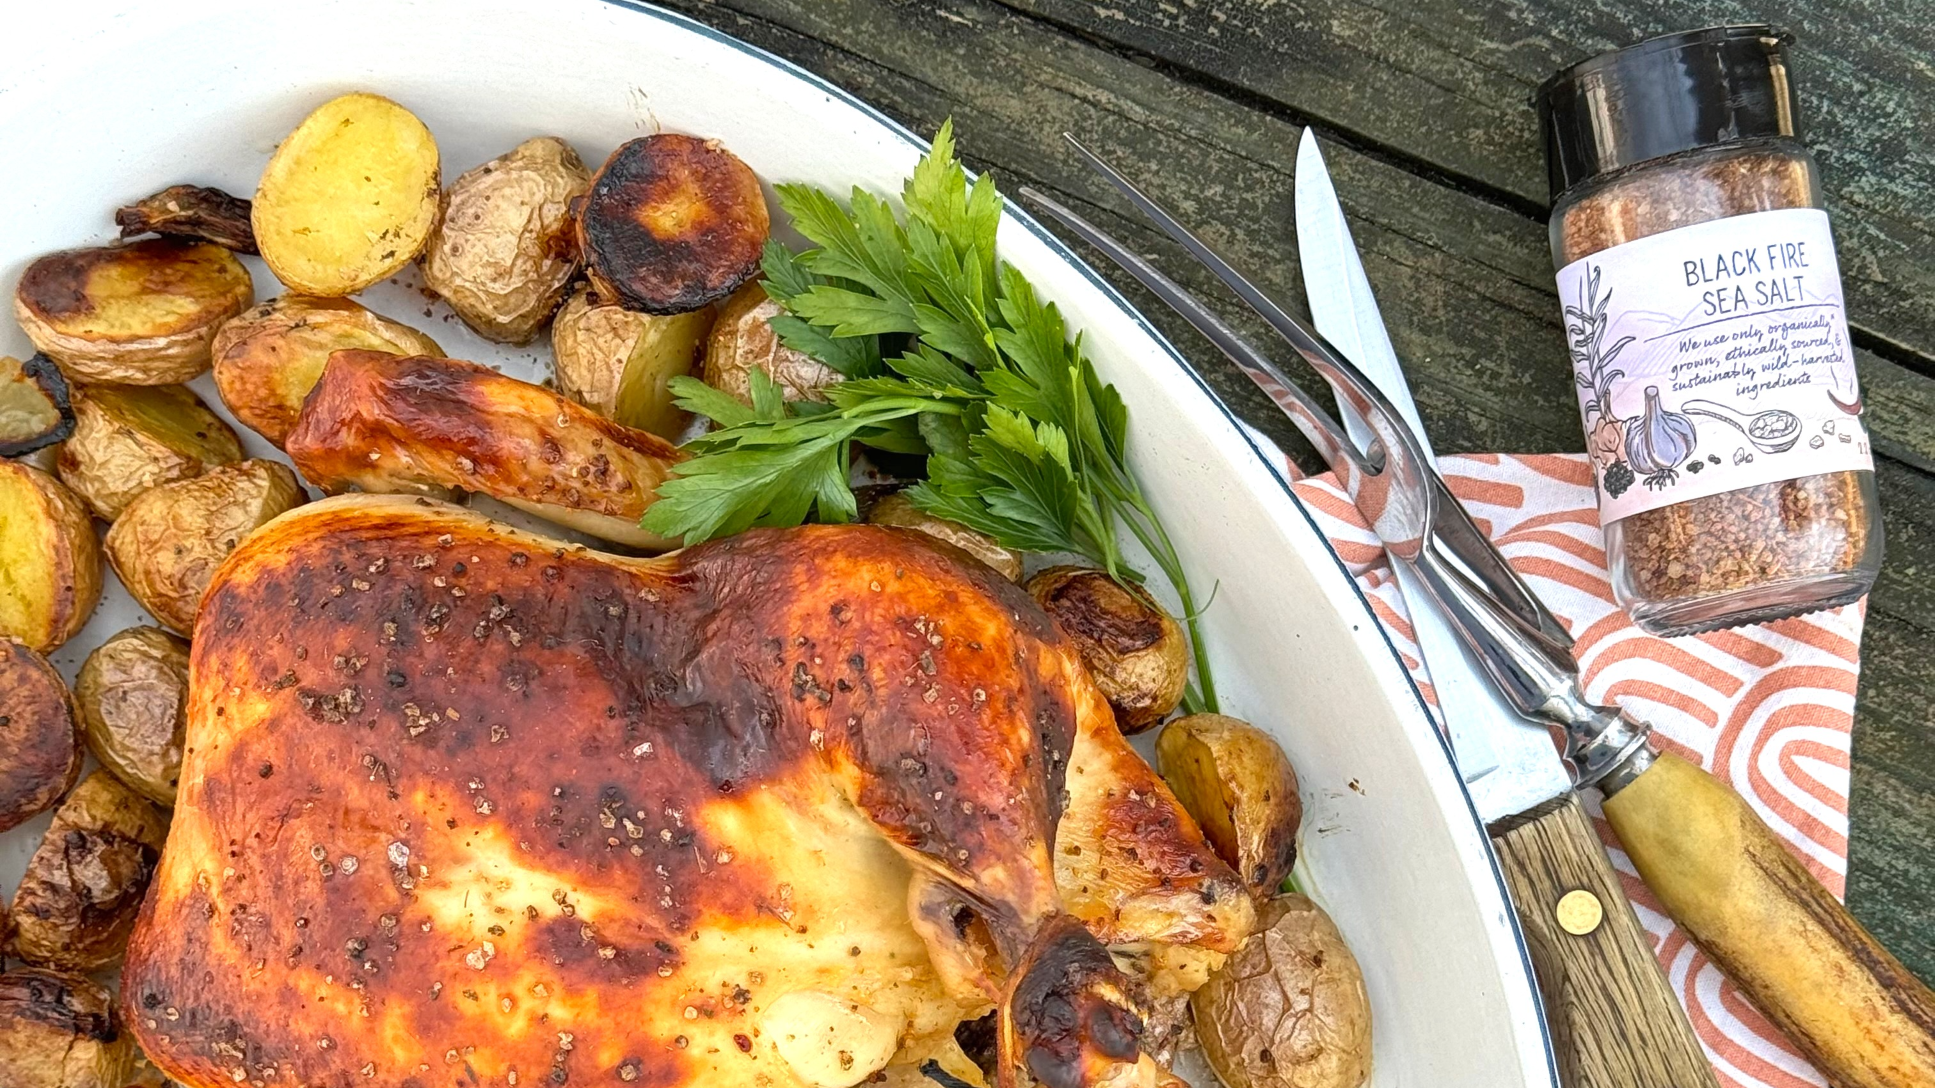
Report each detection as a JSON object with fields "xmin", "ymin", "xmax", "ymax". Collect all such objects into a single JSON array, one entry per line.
[{"xmin": 1538, "ymin": 26, "xmax": 1881, "ymax": 636}]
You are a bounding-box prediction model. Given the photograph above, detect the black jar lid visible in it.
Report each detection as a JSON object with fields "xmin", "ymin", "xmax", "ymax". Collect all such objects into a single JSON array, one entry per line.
[{"xmin": 1537, "ymin": 25, "xmax": 1800, "ymax": 203}]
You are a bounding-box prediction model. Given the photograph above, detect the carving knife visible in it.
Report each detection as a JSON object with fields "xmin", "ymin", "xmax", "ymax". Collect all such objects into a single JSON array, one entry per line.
[{"xmin": 1022, "ymin": 137, "xmax": 1935, "ymax": 1088}]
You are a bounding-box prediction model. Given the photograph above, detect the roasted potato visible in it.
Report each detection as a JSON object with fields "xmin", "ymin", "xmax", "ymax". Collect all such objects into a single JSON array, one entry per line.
[
  {"xmin": 0, "ymin": 461, "xmax": 103, "ymax": 653},
  {"xmin": 866, "ymin": 491, "xmax": 1022, "ymax": 581},
  {"xmin": 423, "ymin": 136, "xmax": 591, "ymax": 342},
  {"xmin": 115, "ymin": 184, "xmax": 257, "ymax": 253},
  {"xmin": 75, "ymin": 627, "xmax": 189, "ymax": 806},
  {"xmin": 703, "ymin": 279, "xmax": 842, "ymax": 404},
  {"xmin": 252, "ymin": 92, "xmax": 440, "ymax": 296},
  {"xmin": 578, "ymin": 133, "xmax": 769, "ymax": 314},
  {"xmin": 0, "ymin": 968, "xmax": 137, "ymax": 1088},
  {"xmin": 0, "ymin": 639, "xmax": 83, "ymax": 833},
  {"xmin": 288, "ymin": 351, "xmax": 683, "ymax": 549},
  {"xmin": 103, "ymin": 459, "xmax": 304, "ymax": 635},
  {"xmin": 12, "ymin": 240, "xmax": 253, "ymax": 385},
  {"xmin": 551, "ymin": 284, "xmax": 714, "ymax": 438},
  {"xmin": 1157, "ymin": 714, "xmax": 1303, "ymax": 896},
  {"xmin": 55, "ymin": 383, "xmax": 242, "ymax": 520},
  {"xmin": 9, "ymin": 771, "xmax": 169, "ymax": 973},
  {"xmin": 1192, "ymin": 894, "xmax": 1372, "ymax": 1088},
  {"xmin": 0, "ymin": 355, "xmax": 75, "ymax": 457},
  {"xmin": 1026, "ymin": 566, "xmax": 1188, "ymax": 732}
]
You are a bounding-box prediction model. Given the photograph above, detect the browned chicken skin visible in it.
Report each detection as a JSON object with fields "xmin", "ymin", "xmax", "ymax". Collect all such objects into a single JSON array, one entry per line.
[{"xmin": 123, "ymin": 497, "xmax": 1250, "ymax": 1088}]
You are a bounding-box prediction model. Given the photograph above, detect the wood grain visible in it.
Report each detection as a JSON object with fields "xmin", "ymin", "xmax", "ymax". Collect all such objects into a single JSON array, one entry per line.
[{"xmin": 1492, "ymin": 794, "xmax": 1719, "ymax": 1088}]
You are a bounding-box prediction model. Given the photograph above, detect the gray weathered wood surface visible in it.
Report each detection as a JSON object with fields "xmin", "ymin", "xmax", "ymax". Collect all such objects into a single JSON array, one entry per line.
[{"xmin": 661, "ymin": 0, "xmax": 1935, "ymax": 982}]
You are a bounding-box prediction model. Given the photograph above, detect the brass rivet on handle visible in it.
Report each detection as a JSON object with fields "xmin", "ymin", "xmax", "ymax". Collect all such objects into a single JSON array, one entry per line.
[{"xmin": 1556, "ymin": 889, "xmax": 1604, "ymax": 936}]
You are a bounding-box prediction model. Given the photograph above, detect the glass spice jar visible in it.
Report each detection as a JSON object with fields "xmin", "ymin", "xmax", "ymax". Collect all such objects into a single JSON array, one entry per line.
[{"xmin": 1538, "ymin": 26, "xmax": 1881, "ymax": 637}]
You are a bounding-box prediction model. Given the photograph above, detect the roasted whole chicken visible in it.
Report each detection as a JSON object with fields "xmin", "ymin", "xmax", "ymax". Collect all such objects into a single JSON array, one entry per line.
[{"xmin": 123, "ymin": 496, "xmax": 1253, "ymax": 1088}]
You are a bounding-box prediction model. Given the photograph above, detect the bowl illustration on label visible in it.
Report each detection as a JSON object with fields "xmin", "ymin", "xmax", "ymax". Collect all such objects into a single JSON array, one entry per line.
[{"xmin": 1681, "ymin": 398, "xmax": 1802, "ymax": 454}]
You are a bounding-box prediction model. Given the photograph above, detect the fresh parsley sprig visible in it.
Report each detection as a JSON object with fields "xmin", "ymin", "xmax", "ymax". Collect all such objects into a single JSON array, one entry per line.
[{"xmin": 641, "ymin": 121, "xmax": 1219, "ymax": 713}]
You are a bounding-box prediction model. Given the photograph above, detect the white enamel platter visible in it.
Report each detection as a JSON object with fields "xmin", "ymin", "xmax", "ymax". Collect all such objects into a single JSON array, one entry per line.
[{"xmin": 0, "ymin": 1, "xmax": 1557, "ymax": 1084}]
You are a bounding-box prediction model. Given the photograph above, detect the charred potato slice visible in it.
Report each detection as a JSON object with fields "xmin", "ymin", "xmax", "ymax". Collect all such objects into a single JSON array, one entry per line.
[
  {"xmin": 1192, "ymin": 894, "xmax": 1372, "ymax": 1088},
  {"xmin": 0, "ymin": 639, "xmax": 83, "ymax": 833},
  {"xmin": 252, "ymin": 93, "xmax": 440, "ymax": 296},
  {"xmin": 578, "ymin": 133, "xmax": 769, "ymax": 314},
  {"xmin": 210, "ymin": 294, "xmax": 442, "ymax": 447},
  {"xmin": 552, "ymin": 284, "xmax": 714, "ymax": 439},
  {"xmin": 103, "ymin": 459, "xmax": 304, "ymax": 635},
  {"xmin": 866, "ymin": 491, "xmax": 1022, "ymax": 581},
  {"xmin": 1026, "ymin": 566, "xmax": 1188, "ymax": 732},
  {"xmin": 423, "ymin": 137, "xmax": 591, "ymax": 343},
  {"xmin": 704, "ymin": 279, "xmax": 842, "ymax": 405},
  {"xmin": 1157, "ymin": 713, "xmax": 1303, "ymax": 896},
  {"xmin": 9, "ymin": 771, "xmax": 169, "ymax": 973},
  {"xmin": 0, "ymin": 968, "xmax": 137, "ymax": 1088},
  {"xmin": 115, "ymin": 184, "xmax": 257, "ymax": 253},
  {"xmin": 12, "ymin": 240, "xmax": 253, "ymax": 384},
  {"xmin": 0, "ymin": 462, "xmax": 103, "ymax": 653},
  {"xmin": 76, "ymin": 627, "xmax": 190, "ymax": 806},
  {"xmin": 0, "ymin": 355, "xmax": 76, "ymax": 457},
  {"xmin": 56, "ymin": 383, "xmax": 242, "ymax": 520}
]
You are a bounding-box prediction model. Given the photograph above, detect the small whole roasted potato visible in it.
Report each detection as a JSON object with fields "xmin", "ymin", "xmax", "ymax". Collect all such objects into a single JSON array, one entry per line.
[
  {"xmin": 56, "ymin": 383, "xmax": 243, "ymax": 520},
  {"xmin": 578, "ymin": 133, "xmax": 770, "ymax": 314},
  {"xmin": 0, "ymin": 967, "xmax": 137, "ymax": 1088},
  {"xmin": 211, "ymin": 294, "xmax": 443, "ymax": 447},
  {"xmin": 9, "ymin": 771, "xmax": 169, "ymax": 972},
  {"xmin": 1026, "ymin": 566, "xmax": 1188, "ymax": 731},
  {"xmin": 0, "ymin": 461, "xmax": 103, "ymax": 653},
  {"xmin": 0, "ymin": 355, "xmax": 76, "ymax": 457},
  {"xmin": 253, "ymin": 92, "xmax": 441, "ymax": 296},
  {"xmin": 423, "ymin": 136, "xmax": 592, "ymax": 343},
  {"xmin": 866, "ymin": 491, "xmax": 1022, "ymax": 581},
  {"xmin": 76, "ymin": 627, "xmax": 190, "ymax": 805},
  {"xmin": 1157, "ymin": 713, "xmax": 1303, "ymax": 896},
  {"xmin": 104, "ymin": 459, "xmax": 305, "ymax": 635},
  {"xmin": 1192, "ymin": 894, "xmax": 1372, "ymax": 1088},
  {"xmin": 115, "ymin": 184, "xmax": 258, "ymax": 253},
  {"xmin": 13, "ymin": 239, "xmax": 253, "ymax": 384},
  {"xmin": 552, "ymin": 284, "xmax": 715, "ymax": 439},
  {"xmin": 0, "ymin": 638, "xmax": 83, "ymax": 833},
  {"xmin": 703, "ymin": 279, "xmax": 842, "ymax": 405}
]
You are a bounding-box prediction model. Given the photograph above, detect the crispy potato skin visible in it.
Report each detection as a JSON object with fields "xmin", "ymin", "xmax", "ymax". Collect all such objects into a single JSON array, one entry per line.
[
  {"xmin": 211, "ymin": 294, "xmax": 443, "ymax": 447},
  {"xmin": 551, "ymin": 285, "xmax": 715, "ymax": 439},
  {"xmin": 57, "ymin": 383, "xmax": 243, "ymax": 520},
  {"xmin": 865, "ymin": 492, "xmax": 1022, "ymax": 581},
  {"xmin": 704, "ymin": 280, "xmax": 842, "ymax": 404},
  {"xmin": 0, "ymin": 354, "xmax": 76, "ymax": 457},
  {"xmin": 1027, "ymin": 566, "xmax": 1188, "ymax": 732},
  {"xmin": 10, "ymin": 771, "xmax": 169, "ymax": 973},
  {"xmin": 103, "ymin": 460, "xmax": 304, "ymax": 635},
  {"xmin": 288, "ymin": 351, "xmax": 686, "ymax": 549},
  {"xmin": 1156, "ymin": 714, "xmax": 1303, "ymax": 897},
  {"xmin": 0, "ymin": 968, "xmax": 137, "ymax": 1088},
  {"xmin": 13, "ymin": 240, "xmax": 253, "ymax": 384},
  {"xmin": 77, "ymin": 627, "xmax": 191, "ymax": 806},
  {"xmin": 0, "ymin": 639, "xmax": 83, "ymax": 833},
  {"xmin": 579, "ymin": 134, "xmax": 769, "ymax": 314},
  {"xmin": 423, "ymin": 137, "xmax": 591, "ymax": 343},
  {"xmin": 0, "ymin": 461, "xmax": 104, "ymax": 653},
  {"xmin": 115, "ymin": 185, "xmax": 257, "ymax": 253}
]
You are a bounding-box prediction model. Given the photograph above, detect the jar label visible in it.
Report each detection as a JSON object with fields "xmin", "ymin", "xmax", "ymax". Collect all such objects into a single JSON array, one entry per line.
[{"xmin": 1557, "ymin": 208, "xmax": 1872, "ymax": 523}]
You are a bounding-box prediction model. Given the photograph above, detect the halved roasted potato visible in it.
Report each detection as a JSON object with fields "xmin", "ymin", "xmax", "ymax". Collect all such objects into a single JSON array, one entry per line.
[
  {"xmin": 1026, "ymin": 566, "xmax": 1188, "ymax": 732},
  {"xmin": 0, "ymin": 967, "xmax": 137, "ymax": 1088},
  {"xmin": 1157, "ymin": 714, "xmax": 1303, "ymax": 897},
  {"xmin": 76, "ymin": 627, "xmax": 190, "ymax": 806},
  {"xmin": 56, "ymin": 383, "xmax": 243, "ymax": 520},
  {"xmin": 210, "ymin": 294, "xmax": 443, "ymax": 446},
  {"xmin": 0, "ymin": 354, "xmax": 75, "ymax": 457},
  {"xmin": 9, "ymin": 770, "xmax": 169, "ymax": 973},
  {"xmin": 578, "ymin": 133, "xmax": 769, "ymax": 314},
  {"xmin": 12, "ymin": 240, "xmax": 253, "ymax": 384},
  {"xmin": 103, "ymin": 459, "xmax": 304, "ymax": 635},
  {"xmin": 423, "ymin": 136, "xmax": 591, "ymax": 343},
  {"xmin": 0, "ymin": 638, "xmax": 83, "ymax": 833},
  {"xmin": 115, "ymin": 184, "xmax": 257, "ymax": 253},
  {"xmin": 0, "ymin": 461, "xmax": 103, "ymax": 653},
  {"xmin": 866, "ymin": 491, "xmax": 1022, "ymax": 581},
  {"xmin": 252, "ymin": 92, "xmax": 440, "ymax": 296},
  {"xmin": 704, "ymin": 279, "xmax": 843, "ymax": 405},
  {"xmin": 552, "ymin": 284, "xmax": 714, "ymax": 438}
]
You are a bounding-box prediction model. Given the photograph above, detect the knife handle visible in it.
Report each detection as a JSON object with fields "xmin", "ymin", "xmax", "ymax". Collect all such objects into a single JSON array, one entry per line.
[
  {"xmin": 1603, "ymin": 752, "xmax": 1935, "ymax": 1088},
  {"xmin": 1491, "ymin": 792, "xmax": 1719, "ymax": 1088}
]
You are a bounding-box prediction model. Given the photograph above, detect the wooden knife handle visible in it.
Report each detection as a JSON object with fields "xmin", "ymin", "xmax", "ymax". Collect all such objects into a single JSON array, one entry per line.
[
  {"xmin": 1491, "ymin": 792, "xmax": 1719, "ymax": 1088},
  {"xmin": 1603, "ymin": 752, "xmax": 1935, "ymax": 1088}
]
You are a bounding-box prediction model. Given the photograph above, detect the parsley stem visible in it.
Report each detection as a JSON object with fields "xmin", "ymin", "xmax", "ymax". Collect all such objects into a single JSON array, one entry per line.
[{"xmin": 1113, "ymin": 481, "xmax": 1221, "ymax": 716}]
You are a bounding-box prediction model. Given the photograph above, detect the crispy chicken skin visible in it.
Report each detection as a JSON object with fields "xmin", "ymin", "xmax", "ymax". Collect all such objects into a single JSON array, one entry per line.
[{"xmin": 123, "ymin": 497, "xmax": 1248, "ymax": 1088}]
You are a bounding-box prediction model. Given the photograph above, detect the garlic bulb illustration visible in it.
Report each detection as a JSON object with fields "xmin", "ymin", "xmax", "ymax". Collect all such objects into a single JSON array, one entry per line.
[{"xmin": 1625, "ymin": 386, "xmax": 1697, "ymax": 489}]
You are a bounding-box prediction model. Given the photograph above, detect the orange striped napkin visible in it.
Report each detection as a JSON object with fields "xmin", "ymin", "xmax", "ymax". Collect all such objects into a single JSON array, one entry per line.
[{"xmin": 1279, "ymin": 449, "xmax": 1862, "ymax": 1088}]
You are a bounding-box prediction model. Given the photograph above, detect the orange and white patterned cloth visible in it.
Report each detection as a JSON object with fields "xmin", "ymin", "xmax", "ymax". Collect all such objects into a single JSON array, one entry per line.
[{"xmin": 1283, "ymin": 450, "xmax": 1862, "ymax": 1088}]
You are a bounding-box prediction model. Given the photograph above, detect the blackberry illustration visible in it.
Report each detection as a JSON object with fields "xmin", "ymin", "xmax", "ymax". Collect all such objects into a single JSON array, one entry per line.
[{"xmin": 1603, "ymin": 460, "xmax": 1635, "ymax": 498}]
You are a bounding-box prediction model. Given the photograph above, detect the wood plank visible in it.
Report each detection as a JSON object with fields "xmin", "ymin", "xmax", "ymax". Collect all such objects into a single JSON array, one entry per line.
[{"xmin": 658, "ymin": 0, "xmax": 1935, "ymax": 980}]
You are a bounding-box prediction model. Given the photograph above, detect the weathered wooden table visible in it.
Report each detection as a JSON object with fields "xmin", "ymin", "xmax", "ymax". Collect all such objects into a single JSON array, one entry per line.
[{"xmin": 662, "ymin": 0, "xmax": 1935, "ymax": 979}]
